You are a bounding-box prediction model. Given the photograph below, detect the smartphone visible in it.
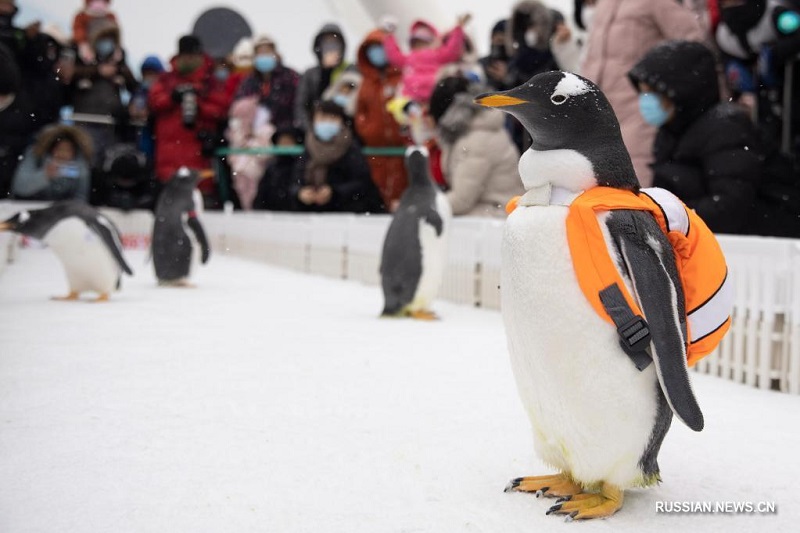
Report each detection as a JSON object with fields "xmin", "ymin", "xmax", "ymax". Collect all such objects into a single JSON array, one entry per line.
[{"xmin": 58, "ymin": 163, "xmax": 81, "ymax": 179}]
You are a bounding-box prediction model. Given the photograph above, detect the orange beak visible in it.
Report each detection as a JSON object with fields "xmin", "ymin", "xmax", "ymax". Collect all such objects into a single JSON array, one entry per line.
[
  {"xmin": 474, "ymin": 94, "xmax": 527, "ymax": 107},
  {"xmin": 0, "ymin": 222, "xmax": 12, "ymax": 231}
]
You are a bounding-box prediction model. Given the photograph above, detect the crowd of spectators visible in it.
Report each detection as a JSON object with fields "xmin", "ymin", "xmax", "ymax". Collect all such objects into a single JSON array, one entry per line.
[{"xmin": 0, "ymin": 0, "xmax": 798, "ymax": 235}]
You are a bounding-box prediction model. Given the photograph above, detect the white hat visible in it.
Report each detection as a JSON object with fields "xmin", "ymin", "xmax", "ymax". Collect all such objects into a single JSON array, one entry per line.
[{"xmin": 232, "ymin": 37, "xmax": 254, "ymax": 68}]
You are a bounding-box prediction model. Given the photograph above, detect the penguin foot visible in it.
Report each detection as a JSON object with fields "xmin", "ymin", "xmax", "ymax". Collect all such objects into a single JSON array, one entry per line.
[
  {"xmin": 51, "ymin": 291, "xmax": 80, "ymax": 302},
  {"xmin": 409, "ymin": 309, "xmax": 439, "ymax": 321},
  {"xmin": 504, "ymin": 473, "xmax": 582, "ymax": 498},
  {"xmin": 546, "ymin": 483, "xmax": 624, "ymax": 521},
  {"xmin": 92, "ymin": 293, "xmax": 110, "ymax": 303}
]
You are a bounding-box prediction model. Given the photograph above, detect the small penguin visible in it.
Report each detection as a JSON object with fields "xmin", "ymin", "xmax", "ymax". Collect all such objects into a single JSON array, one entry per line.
[
  {"xmin": 380, "ymin": 146, "xmax": 451, "ymax": 319},
  {"xmin": 0, "ymin": 200, "xmax": 133, "ymax": 301},
  {"xmin": 475, "ymin": 72, "xmax": 704, "ymax": 520},
  {"xmin": 152, "ymin": 168, "xmax": 210, "ymax": 286}
]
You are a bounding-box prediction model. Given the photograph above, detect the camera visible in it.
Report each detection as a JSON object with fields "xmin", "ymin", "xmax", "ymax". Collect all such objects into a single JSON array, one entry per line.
[{"xmin": 181, "ymin": 89, "xmax": 198, "ymax": 128}]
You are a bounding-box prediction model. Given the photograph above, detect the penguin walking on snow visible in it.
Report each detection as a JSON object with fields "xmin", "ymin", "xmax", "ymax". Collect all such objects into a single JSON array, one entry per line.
[
  {"xmin": 380, "ymin": 146, "xmax": 451, "ymax": 319},
  {"xmin": 0, "ymin": 200, "xmax": 133, "ymax": 301},
  {"xmin": 152, "ymin": 168, "xmax": 210, "ymax": 286},
  {"xmin": 475, "ymin": 71, "xmax": 714, "ymax": 520}
]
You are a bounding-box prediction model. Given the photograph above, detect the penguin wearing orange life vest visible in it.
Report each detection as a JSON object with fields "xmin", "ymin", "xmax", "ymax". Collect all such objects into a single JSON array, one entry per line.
[{"xmin": 475, "ymin": 71, "xmax": 726, "ymax": 521}]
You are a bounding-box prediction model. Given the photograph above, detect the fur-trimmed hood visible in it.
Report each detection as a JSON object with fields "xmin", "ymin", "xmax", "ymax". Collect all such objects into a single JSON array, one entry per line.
[
  {"xmin": 33, "ymin": 124, "xmax": 94, "ymax": 162},
  {"xmin": 507, "ymin": 1, "xmax": 554, "ymax": 53}
]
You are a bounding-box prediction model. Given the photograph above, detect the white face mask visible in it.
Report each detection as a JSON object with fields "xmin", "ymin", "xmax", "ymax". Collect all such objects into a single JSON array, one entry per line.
[
  {"xmin": 524, "ymin": 29, "xmax": 538, "ymax": 48},
  {"xmin": 582, "ymin": 6, "xmax": 596, "ymax": 29},
  {"xmin": 0, "ymin": 94, "xmax": 15, "ymax": 112}
]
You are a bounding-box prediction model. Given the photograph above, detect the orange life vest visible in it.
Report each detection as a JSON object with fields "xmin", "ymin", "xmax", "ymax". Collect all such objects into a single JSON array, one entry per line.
[{"xmin": 506, "ymin": 186, "xmax": 733, "ymax": 367}]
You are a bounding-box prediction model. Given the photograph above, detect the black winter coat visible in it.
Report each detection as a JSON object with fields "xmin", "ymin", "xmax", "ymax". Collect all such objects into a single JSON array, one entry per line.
[
  {"xmin": 253, "ymin": 156, "xmax": 300, "ymax": 211},
  {"xmin": 291, "ymin": 143, "xmax": 385, "ymax": 214},
  {"xmin": 652, "ymin": 103, "xmax": 760, "ymax": 235}
]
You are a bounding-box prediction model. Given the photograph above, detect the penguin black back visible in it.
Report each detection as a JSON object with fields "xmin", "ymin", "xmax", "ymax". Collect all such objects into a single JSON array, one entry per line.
[
  {"xmin": 1, "ymin": 200, "xmax": 133, "ymax": 275},
  {"xmin": 476, "ymin": 71, "xmax": 639, "ymax": 190}
]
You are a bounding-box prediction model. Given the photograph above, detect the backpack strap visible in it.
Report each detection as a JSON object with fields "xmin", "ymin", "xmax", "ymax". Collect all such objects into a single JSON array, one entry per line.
[{"xmin": 599, "ymin": 283, "xmax": 653, "ymax": 371}]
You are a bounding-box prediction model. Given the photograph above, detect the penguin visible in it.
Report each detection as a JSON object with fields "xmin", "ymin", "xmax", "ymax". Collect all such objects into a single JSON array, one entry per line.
[
  {"xmin": 0, "ymin": 200, "xmax": 133, "ymax": 301},
  {"xmin": 474, "ymin": 71, "xmax": 704, "ymax": 520},
  {"xmin": 152, "ymin": 167, "xmax": 210, "ymax": 287},
  {"xmin": 380, "ymin": 146, "xmax": 452, "ymax": 319}
]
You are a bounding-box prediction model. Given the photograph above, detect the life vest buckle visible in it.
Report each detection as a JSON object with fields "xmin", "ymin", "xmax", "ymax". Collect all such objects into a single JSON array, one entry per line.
[{"xmin": 617, "ymin": 316, "xmax": 652, "ymax": 370}]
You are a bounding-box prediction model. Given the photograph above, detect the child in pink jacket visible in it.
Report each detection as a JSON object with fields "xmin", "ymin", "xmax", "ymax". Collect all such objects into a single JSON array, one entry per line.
[{"xmin": 383, "ymin": 15, "xmax": 471, "ymax": 104}]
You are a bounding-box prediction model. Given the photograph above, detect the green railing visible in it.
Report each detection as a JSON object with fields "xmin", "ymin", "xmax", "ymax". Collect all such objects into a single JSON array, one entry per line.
[
  {"xmin": 213, "ymin": 145, "xmax": 407, "ymax": 203},
  {"xmin": 215, "ymin": 146, "xmax": 408, "ymax": 157}
]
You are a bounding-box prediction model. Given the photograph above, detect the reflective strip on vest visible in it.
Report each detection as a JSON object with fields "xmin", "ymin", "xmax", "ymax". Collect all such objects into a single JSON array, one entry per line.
[
  {"xmin": 688, "ymin": 271, "xmax": 734, "ymax": 343},
  {"xmin": 640, "ymin": 188, "xmax": 690, "ymax": 235}
]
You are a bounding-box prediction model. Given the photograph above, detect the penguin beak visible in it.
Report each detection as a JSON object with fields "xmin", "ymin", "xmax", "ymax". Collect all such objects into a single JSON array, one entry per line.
[
  {"xmin": 0, "ymin": 222, "xmax": 13, "ymax": 232},
  {"xmin": 474, "ymin": 93, "xmax": 527, "ymax": 107}
]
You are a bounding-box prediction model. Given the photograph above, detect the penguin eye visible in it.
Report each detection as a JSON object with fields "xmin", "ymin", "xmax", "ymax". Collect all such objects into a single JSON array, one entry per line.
[{"xmin": 551, "ymin": 94, "xmax": 568, "ymax": 105}]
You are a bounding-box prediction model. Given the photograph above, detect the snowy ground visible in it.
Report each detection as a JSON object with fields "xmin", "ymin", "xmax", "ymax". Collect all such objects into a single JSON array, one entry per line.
[{"xmin": 1, "ymin": 248, "xmax": 798, "ymax": 533}]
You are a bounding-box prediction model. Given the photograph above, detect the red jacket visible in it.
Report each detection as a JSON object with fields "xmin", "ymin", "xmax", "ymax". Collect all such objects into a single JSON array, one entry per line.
[
  {"xmin": 355, "ymin": 29, "xmax": 408, "ymax": 206},
  {"xmin": 149, "ymin": 55, "xmax": 231, "ymax": 192}
]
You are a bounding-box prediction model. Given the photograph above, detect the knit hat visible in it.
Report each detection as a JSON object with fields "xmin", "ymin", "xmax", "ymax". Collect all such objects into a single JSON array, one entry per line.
[
  {"xmin": 178, "ymin": 35, "xmax": 203, "ymax": 55},
  {"xmin": 271, "ymin": 125, "xmax": 305, "ymax": 146},
  {"xmin": 491, "ymin": 19, "xmax": 507, "ymax": 36},
  {"xmin": 253, "ymin": 35, "xmax": 276, "ymax": 50},
  {"xmin": 140, "ymin": 55, "xmax": 165, "ymax": 73}
]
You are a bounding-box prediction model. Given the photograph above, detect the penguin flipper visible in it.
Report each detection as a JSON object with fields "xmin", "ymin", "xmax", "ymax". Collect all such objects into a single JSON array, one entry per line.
[
  {"xmin": 187, "ymin": 216, "xmax": 211, "ymax": 264},
  {"xmin": 423, "ymin": 208, "xmax": 444, "ymax": 236},
  {"xmin": 87, "ymin": 215, "xmax": 134, "ymax": 276},
  {"xmin": 606, "ymin": 210, "xmax": 704, "ymax": 432}
]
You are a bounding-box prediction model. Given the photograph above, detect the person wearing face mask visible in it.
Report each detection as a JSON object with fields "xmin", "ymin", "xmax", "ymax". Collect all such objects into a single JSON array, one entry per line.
[
  {"xmin": 321, "ymin": 69, "xmax": 362, "ymax": 121},
  {"xmin": 506, "ymin": 2, "xmax": 560, "ymax": 87},
  {"xmin": 127, "ymin": 55, "xmax": 164, "ymax": 163},
  {"xmin": 70, "ymin": 20, "xmax": 137, "ymax": 176},
  {"xmin": 226, "ymin": 35, "xmax": 300, "ymax": 209},
  {"xmin": 628, "ymin": 41, "xmax": 763, "ymax": 235},
  {"xmin": 580, "ymin": 0, "xmax": 705, "ymax": 188},
  {"xmin": 148, "ymin": 35, "xmax": 231, "ymax": 205},
  {"xmin": 11, "ymin": 123, "xmax": 93, "ymax": 202},
  {"xmin": 72, "ymin": 0, "xmax": 118, "ymax": 64},
  {"xmin": 292, "ymin": 100, "xmax": 384, "ymax": 213},
  {"xmin": 354, "ymin": 28, "xmax": 408, "ymax": 210},
  {"xmin": 253, "ymin": 125, "xmax": 305, "ymax": 211},
  {"xmin": 294, "ymin": 24, "xmax": 358, "ymax": 132}
]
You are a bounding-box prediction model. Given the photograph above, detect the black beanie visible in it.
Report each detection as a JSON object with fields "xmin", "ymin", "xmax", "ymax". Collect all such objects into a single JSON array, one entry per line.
[
  {"xmin": 315, "ymin": 99, "xmax": 347, "ymax": 120},
  {"xmin": 178, "ymin": 35, "xmax": 203, "ymax": 55},
  {"xmin": 429, "ymin": 76, "xmax": 470, "ymax": 123},
  {"xmin": 0, "ymin": 43, "xmax": 21, "ymax": 95}
]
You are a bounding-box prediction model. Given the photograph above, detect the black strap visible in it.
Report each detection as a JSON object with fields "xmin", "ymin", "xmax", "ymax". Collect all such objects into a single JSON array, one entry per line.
[{"xmin": 599, "ymin": 284, "xmax": 653, "ymax": 371}]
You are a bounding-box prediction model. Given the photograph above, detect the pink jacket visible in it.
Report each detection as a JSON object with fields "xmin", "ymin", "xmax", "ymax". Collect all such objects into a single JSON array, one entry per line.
[
  {"xmin": 384, "ymin": 22, "xmax": 465, "ymax": 103},
  {"xmin": 580, "ymin": 0, "xmax": 705, "ymax": 187}
]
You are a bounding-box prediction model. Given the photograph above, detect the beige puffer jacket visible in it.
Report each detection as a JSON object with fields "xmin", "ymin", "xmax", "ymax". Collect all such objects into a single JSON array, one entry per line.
[
  {"xmin": 438, "ymin": 93, "xmax": 524, "ymax": 218},
  {"xmin": 580, "ymin": 0, "xmax": 705, "ymax": 187}
]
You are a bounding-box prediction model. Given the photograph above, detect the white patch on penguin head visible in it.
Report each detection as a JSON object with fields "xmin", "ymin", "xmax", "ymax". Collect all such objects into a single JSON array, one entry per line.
[
  {"xmin": 550, "ymin": 72, "xmax": 593, "ymax": 105},
  {"xmin": 18, "ymin": 210, "xmax": 30, "ymax": 223},
  {"xmin": 518, "ymin": 147, "xmax": 597, "ymax": 192}
]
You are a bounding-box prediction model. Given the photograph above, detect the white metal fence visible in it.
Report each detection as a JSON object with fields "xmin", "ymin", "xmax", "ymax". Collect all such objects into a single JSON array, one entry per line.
[{"xmin": 2, "ymin": 201, "xmax": 799, "ymax": 395}]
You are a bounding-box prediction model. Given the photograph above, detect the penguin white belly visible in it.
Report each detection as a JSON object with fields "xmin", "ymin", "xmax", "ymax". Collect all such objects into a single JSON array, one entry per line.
[
  {"xmin": 411, "ymin": 193, "xmax": 452, "ymax": 311},
  {"xmin": 502, "ymin": 206, "xmax": 659, "ymax": 489},
  {"xmin": 44, "ymin": 217, "xmax": 120, "ymax": 295}
]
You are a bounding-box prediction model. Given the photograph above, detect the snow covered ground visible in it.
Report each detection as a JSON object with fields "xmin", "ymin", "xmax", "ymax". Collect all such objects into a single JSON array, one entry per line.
[{"xmin": 1, "ymin": 248, "xmax": 798, "ymax": 533}]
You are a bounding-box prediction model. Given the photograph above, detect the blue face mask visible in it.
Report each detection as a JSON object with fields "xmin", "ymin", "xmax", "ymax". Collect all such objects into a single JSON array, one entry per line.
[
  {"xmin": 95, "ymin": 38, "xmax": 116, "ymax": 59},
  {"xmin": 314, "ymin": 121, "xmax": 341, "ymax": 142},
  {"xmin": 332, "ymin": 94, "xmax": 351, "ymax": 109},
  {"xmin": 366, "ymin": 45, "xmax": 387, "ymax": 67},
  {"xmin": 254, "ymin": 54, "xmax": 277, "ymax": 73},
  {"xmin": 214, "ymin": 67, "xmax": 230, "ymax": 82},
  {"xmin": 639, "ymin": 92, "xmax": 671, "ymax": 127}
]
